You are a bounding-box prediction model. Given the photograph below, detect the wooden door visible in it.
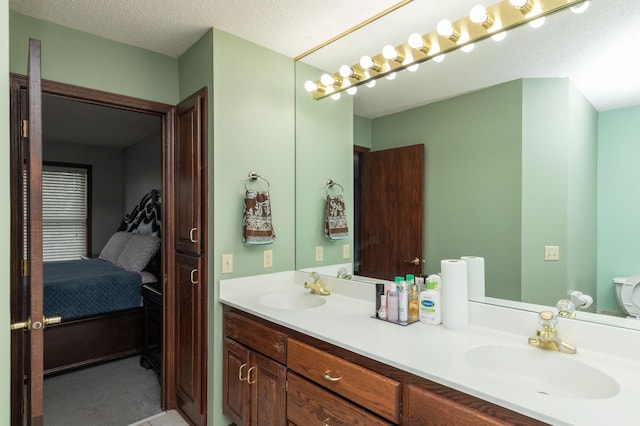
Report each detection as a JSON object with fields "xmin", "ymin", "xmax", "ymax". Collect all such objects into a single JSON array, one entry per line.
[
  {"xmin": 358, "ymin": 144, "xmax": 424, "ymax": 280},
  {"xmin": 10, "ymin": 37, "xmax": 47, "ymax": 426},
  {"xmin": 174, "ymin": 89, "xmax": 208, "ymax": 426}
]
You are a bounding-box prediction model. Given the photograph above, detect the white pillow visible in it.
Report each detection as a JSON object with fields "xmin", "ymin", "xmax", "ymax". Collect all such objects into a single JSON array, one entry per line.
[
  {"xmin": 99, "ymin": 231, "xmax": 133, "ymax": 265},
  {"xmin": 117, "ymin": 233, "xmax": 161, "ymax": 272}
]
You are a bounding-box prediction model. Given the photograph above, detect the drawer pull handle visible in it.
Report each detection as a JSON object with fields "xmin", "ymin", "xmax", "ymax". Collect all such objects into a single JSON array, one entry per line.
[
  {"xmin": 247, "ymin": 366, "xmax": 257, "ymax": 385},
  {"xmin": 322, "ymin": 418, "xmax": 332, "ymax": 426},
  {"xmin": 322, "ymin": 370, "xmax": 342, "ymax": 382},
  {"xmin": 190, "ymin": 269, "xmax": 198, "ymax": 284},
  {"xmin": 189, "ymin": 227, "xmax": 198, "ymax": 243},
  {"xmin": 238, "ymin": 363, "xmax": 248, "ymax": 381}
]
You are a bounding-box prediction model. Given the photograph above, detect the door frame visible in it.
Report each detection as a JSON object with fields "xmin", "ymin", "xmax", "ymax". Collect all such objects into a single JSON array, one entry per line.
[{"xmin": 9, "ymin": 74, "xmax": 179, "ymax": 421}]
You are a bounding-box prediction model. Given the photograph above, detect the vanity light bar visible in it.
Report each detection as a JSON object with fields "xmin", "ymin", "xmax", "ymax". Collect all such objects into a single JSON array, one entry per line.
[{"xmin": 308, "ymin": 0, "xmax": 586, "ymax": 100}]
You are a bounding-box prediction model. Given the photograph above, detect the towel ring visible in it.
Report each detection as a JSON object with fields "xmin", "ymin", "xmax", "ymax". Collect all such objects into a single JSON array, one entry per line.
[
  {"xmin": 245, "ymin": 171, "xmax": 270, "ymax": 191},
  {"xmin": 326, "ymin": 179, "xmax": 344, "ymax": 195}
]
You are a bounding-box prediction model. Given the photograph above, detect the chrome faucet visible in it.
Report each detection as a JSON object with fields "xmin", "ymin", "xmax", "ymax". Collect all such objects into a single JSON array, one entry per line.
[
  {"xmin": 528, "ymin": 310, "xmax": 577, "ymax": 354},
  {"xmin": 304, "ymin": 272, "xmax": 331, "ymax": 295}
]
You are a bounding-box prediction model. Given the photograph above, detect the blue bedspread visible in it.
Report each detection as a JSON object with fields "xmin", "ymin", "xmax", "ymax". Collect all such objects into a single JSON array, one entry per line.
[{"xmin": 43, "ymin": 258, "xmax": 142, "ymax": 320}]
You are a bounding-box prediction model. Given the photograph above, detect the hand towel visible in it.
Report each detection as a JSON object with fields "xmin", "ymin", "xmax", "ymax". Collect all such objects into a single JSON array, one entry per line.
[
  {"xmin": 325, "ymin": 194, "xmax": 349, "ymax": 240},
  {"xmin": 243, "ymin": 190, "xmax": 276, "ymax": 245}
]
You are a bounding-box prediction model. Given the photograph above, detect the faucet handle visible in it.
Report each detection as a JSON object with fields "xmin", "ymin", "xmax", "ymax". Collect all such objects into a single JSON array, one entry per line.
[
  {"xmin": 538, "ymin": 310, "xmax": 557, "ymax": 330},
  {"xmin": 556, "ymin": 299, "xmax": 576, "ymax": 318}
]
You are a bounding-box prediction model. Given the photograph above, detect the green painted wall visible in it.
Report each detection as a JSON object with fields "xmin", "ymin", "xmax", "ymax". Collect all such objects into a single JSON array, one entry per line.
[
  {"xmin": 370, "ymin": 80, "xmax": 522, "ymax": 301},
  {"xmin": 597, "ymin": 105, "xmax": 640, "ymax": 313},
  {"xmin": 1, "ymin": 0, "xmax": 10, "ymax": 421},
  {"xmin": 212, "ymin": 29, "xmax": 296, "ymax": 423},
  {"xmin": 10, "ymin": 12, "xmax": 179, "ymax": 105},
  {"xmin": 354, "ymin": 115, "xmax": 372, "ymax": 149},
  {"xmin": 295, "ymin": 62, "xmax": 354, "ymax": 270},
  {"xmin": 521, "ymin": 78, "xmax": 597, "ymax": 306}
]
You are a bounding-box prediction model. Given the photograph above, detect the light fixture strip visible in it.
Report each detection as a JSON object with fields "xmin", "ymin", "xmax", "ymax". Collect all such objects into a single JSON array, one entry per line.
[{"xmin": 311, "ymin": 0, "xmax": 586, "ymax": 100}]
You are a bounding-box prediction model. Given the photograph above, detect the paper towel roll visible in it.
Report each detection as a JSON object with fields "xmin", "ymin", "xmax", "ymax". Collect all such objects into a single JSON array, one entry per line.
[
  {"xmin": 441, "ymin": 259, "xmax": 469, "ymax": 330},
  {"xmin": 461, "ymin": 256, "xmax": 485, "ymax": 301}
]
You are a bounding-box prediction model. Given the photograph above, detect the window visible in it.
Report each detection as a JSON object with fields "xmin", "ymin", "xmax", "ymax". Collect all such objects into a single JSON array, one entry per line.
[{"xmin": 24, "ymin": 163, "xmax": 91, "ymax": 261}]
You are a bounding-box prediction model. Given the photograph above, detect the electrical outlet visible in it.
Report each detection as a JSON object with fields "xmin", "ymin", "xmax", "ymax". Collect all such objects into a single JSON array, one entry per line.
[
  {"xmin": 263, "ymin": 250, "xmax": 273, "ymax": 268},
  {"xmin": 342, "ymin": 244, "xmax": 350, "ymax": 259},
  {"xmin": 222, "ymin": 253, "xmax": 233, "ymax": 273},
  {"xmin": 544, "ymin": 246, "xmax": 560, "ymax": 261},
  {"xmin": 315, "ymin": 245, "xmax": 324, "ymax": 262}
]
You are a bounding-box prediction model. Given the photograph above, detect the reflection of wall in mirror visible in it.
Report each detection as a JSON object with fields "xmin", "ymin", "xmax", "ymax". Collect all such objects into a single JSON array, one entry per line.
[{"xmin": 353, "ymin": 77, "xmax": 640, "ymax": 314}]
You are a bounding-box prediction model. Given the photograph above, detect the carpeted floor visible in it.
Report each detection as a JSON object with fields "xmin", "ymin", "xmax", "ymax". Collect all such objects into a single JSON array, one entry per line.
[{"xmin": 44, "ymin": 356, "xmax": 163, "ymax": 426}]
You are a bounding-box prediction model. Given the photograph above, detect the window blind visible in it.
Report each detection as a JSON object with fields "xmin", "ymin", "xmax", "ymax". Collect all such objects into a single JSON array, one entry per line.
[{"xmin": 24, "ymin": 164, "xmax": 89, "ymax": 261}]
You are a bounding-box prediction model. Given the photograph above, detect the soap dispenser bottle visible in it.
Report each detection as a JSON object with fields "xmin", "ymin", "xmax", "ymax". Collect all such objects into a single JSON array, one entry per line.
[{"xmin": 419, "ymin": 280, "xmax": 441, "ymax": 325}]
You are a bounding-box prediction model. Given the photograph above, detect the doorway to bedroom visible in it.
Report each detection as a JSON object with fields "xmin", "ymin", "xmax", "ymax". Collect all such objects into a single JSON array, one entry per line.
[{"xmin": 9, "ymin": 74, "xmax": 185, "ymax": 425}]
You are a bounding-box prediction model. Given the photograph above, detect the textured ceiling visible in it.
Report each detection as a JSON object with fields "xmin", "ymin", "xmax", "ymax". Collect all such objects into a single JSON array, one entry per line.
[{"xmin": 11, "ymin": 0, "xmax": 640, "ymax": 122}]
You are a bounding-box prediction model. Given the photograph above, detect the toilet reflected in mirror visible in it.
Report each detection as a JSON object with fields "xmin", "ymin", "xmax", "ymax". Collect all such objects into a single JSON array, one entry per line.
[{"xmin": 613, "ymin": 275, "xmax": 640, "ymax": 319}]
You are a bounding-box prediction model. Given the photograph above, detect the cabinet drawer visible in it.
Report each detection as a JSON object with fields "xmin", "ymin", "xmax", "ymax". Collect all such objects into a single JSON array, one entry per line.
[
  {"xmin": 287, "ymin": 371, "xmax": 393, "ymax": 426},
  {"xmin": 287, "ymin": 339, "xmax": 400, "ymax": 423},
  {"xmin": 224, "ymin": 310, "xmax": 287, "ymax": 363}
]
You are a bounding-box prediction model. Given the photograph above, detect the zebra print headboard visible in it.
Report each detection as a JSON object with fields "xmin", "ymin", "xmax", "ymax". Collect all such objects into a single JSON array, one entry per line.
[
  {"xmin": 118, "ymin": 189, "xmax": 162, "ymax": 278},
  {"xmin": 118, "ymin": 189, "xmax": 161, "ymax": 238}
]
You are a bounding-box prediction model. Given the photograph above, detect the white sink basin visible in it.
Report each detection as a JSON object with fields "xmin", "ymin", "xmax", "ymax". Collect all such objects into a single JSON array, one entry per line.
[
  {"xmin": 465, "ymin": 345, "xmax": 619, "ymax": 399},
  {"xmin": 259, "ymin": 291, "xmax": 327, "ymax": 310}
]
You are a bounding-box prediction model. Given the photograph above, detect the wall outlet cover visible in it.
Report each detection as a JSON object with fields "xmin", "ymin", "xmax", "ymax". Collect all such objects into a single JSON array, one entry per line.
[
  {"xmin": 263, "ymin": 250, "xmax": 273, "ymax": 268},
  {"xmin": 315, "ymin": 245, "xmax": 324, "ymax": 262}
]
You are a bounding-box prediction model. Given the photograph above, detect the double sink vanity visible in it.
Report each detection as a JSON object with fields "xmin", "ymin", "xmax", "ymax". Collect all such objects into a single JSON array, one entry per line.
[{"xmin": 220, "ymin": 271, "xmax": 640, "ymax": 425}]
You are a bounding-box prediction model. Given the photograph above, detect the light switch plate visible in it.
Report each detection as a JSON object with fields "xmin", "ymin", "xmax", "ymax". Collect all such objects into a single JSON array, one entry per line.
[
  {"xmin": 315, "ymin": 246, "xmax": 324, "ymax": 262},
  {"xmin": 342, "ymin": 244, "xmax": 350, "ymax": 259},
  {"xmin": 544, "ymin": 246, "xmax": 559, "ymax": 261},
  {"xmin": 222, "ymin": 253, "xmax": 233, "ymax": 273},
  {"xmin": 263, "ymin": 250, "xmax": 273, "ymax": 268}
]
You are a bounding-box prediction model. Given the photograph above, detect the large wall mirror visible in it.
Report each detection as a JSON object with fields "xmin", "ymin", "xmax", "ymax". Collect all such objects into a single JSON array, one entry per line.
[{"xmin": 295, "ymin": 0, "xmax": 640, "ymax": 328}]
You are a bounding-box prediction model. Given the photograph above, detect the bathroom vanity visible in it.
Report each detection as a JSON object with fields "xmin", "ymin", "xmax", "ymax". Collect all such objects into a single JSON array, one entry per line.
[{"xmin": 220, "ymin": 271, "xmax": 640, "ymax": 426}]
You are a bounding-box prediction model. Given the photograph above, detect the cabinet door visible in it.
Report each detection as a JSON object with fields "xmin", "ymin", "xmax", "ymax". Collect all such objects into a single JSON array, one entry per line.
[
  {"xmin": 252, "ymin": 352, "xmax": 287, "ymax": 426},
  {"xmin": 175, "ymin": 93, "xmax": 203, "ymax": 255},
  {"xmin": 223, "ymin": 337, "xmax": 251, "ymax": 426},
  {"xmin": 175, "ymin": 253, "xmax": 205, "ymax": 425}
]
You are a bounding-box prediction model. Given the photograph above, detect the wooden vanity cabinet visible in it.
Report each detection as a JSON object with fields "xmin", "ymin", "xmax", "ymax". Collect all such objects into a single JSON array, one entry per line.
[
  {"xmin": 223, "ymin": 306, "xmax": 545, "ymax": 426},
  {"xmin": 223, "ymin": 310, "xmax": 287, "ymax": 426}
]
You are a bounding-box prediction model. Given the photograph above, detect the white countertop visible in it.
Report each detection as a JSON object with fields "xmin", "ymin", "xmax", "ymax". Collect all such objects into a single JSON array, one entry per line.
[{"xmin": 220, "ymin": 271, "xmax": 640, "ymax": 426}]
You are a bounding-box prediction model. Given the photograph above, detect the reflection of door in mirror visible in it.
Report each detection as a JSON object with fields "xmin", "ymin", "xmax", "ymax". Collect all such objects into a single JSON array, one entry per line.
[{"xmin": 355, "ymin": 144, "xmax": 424, "ymax": 280}]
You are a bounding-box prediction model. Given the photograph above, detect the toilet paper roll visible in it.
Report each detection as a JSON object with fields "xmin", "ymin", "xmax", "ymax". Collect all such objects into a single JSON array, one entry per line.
[
  {"xmin": 461, "ymin": 256, "xmax": 485, "ymax": 301},
  {"xmin": 441, "ymin": 259, "xmax": 469, "ymax": 330}
]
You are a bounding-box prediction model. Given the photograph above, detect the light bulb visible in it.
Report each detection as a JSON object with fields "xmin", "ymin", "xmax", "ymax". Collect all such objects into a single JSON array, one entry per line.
[
  {"xmin": 385, "ymin": 72, "xmax": 397, "ymax": 81},
  {"xmin": 469, "ymin": 5, "xmax": 493, "ymax": 28},
  {"xmin": 437, "ymin": 19, "xmax": 454, "ymax": 38},
  {"xmin": 509, "ymin": 0, "xmax": 533, "ymax": 13},
  {"xmin": 408, "ymin": 33, "xmax": 427, "ymax": 50},
  {"xmin": 407, "ymin": 64, "xmax": 419, "ymax": 72},
  {"xmin": 365, "ymin": 79, "xmax": 377, "ymax": 88},
  {"xmin": 304, "ymin": 80, "xmax": 318, "ymax": 92},
  {"xmin": 529, "ymin": 16, "xmax": 546, "ymax": 28},
  {"xmin": 570, "ymin": 0, "xmax": 590, "ymax": 14},
  {"xmin": 320, "ymin": 73, "xmax": 335, "ymax": 86},
  {"xmin": 347, "ymin": 86, "xmax": 357, "ymax": 95},
  {"xmin": 330, "ymin": 92, "xmax": 341, "ymax": 100},
  {"xmin": 360, "ymin": 56, "xmax": 374, "ymax": 69},
  {"xmin": 382, "ymin": 45, "xmax": 397, "ymax": 60},
  {"xmin": 437, "ymin": 19, "xmax": 460, "ymax": 42},
  {"xmin": 491, "ymin": 31, "xmax": 506, "ymax": 42},
  {"xmin": 324, "ymin": 85, "xmax": 334, "ymax": 94},
  {"xmin": 461, "ymin": 43, "xmax": 475, "ymax": 53},
  {"xmin": 432, "ymin": 54, "xmax": 445, "ymax": 63},
  {"xmin": 339, "ymin": 65, "xmax": 353, "ymax": 78}
]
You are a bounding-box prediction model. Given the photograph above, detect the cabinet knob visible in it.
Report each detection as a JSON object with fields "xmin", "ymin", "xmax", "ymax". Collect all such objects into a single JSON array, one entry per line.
[
  {"xmin": 247, "ymin": 366, "xmax": 257, "ymax": 385},
  {"xmin": 190, "ymin": 269, "xmax": 198, "ymax": 285},
  {"xmin": 321, "ymin": 370, "xmax": 342, "ymax": 382},
  {"xmin": 238, "ymin": 363, "xmax": 248, "ymax": 382}
]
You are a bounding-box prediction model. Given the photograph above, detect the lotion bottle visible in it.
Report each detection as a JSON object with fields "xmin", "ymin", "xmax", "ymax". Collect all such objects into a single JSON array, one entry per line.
[
  {"xmin": 419, "ymin": 280, "xmax": 441, "ymax": 325},
  {"xmin": 398, "ymin": 283, "xmax": 408, "ymax": 323},
  {"xmin": 378, "ymin": 294, "xmax": 388, "ymax": 320}
]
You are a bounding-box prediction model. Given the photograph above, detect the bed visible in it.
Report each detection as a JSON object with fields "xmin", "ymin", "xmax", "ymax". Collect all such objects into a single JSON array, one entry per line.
[{"xmin": 44, "ymin": 189, "xmax": 161, "ymax": 375}]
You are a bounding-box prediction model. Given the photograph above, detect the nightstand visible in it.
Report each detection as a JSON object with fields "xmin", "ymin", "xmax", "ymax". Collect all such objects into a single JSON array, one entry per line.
[{"xmin": 140, "ymin": 281, "xmax": 162, "ymax": 377}]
